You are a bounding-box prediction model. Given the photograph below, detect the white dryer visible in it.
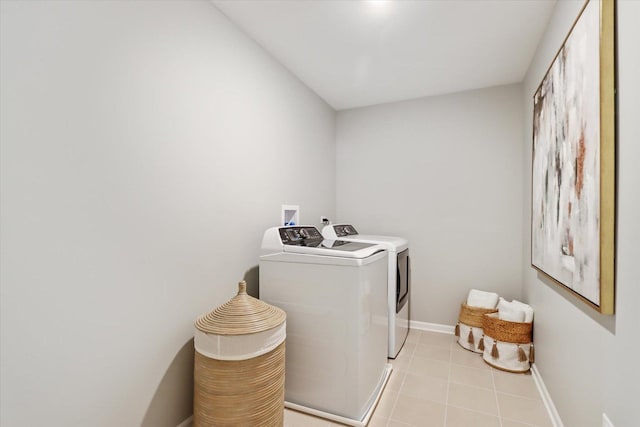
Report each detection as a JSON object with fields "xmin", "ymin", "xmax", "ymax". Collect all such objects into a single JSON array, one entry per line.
[
  {"xmin": 322, "ymin": 224, "xmax": 410, "ymax": 358},
  {"xmin": 260, "ymin": 226, "xmax": 391, "ymax": 427}
]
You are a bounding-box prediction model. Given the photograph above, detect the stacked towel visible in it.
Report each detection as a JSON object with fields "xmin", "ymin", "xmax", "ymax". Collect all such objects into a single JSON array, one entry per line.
[
  {"xmin": 512, "ymin": 299, "xmax": 535, "ymax": 323},
  {"xmin": 497, "ymin": 298, "xmax": 534, "ymax": 323},
  {"xmin": 466, "ymin": 289, "xmax": 500, "ymax": 309}
]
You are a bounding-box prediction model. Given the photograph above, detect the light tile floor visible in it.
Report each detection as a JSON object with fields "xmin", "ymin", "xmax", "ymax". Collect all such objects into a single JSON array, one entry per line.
[{"xmin": 284, "ymin": 329, "xmax": 552, "ymax": 427}]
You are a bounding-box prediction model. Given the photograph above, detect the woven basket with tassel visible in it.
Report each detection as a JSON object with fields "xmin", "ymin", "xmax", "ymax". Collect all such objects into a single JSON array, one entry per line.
[
  {"xmin": 193, "ymin": 281, "xmax": 287, "ymax": 426},
  {"xmin": 481, "ymin": 312, "xmax": 533, "ymax": 373},
  {"xmin": 455, "ymin": 303, "xmax": 498, "ymax": 354}
]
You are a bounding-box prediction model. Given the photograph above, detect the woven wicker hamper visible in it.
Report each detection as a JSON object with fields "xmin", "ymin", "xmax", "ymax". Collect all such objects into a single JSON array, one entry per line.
[
  {"xmin": 193, "ymin": 281, "xmax": 286, "ymax": 426},
  {"xmin": 455, "ymin": 303, "xmax": 498, "ymax": 353},
  {"xmin": 481, "ymin": 312, "xmax": 533, "ymax": 373}
]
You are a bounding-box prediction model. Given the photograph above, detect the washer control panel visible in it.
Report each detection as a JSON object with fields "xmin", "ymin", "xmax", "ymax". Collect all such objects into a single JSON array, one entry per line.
[{"xmin": 279, "ymin": 226, "xmax": 323, "ymax": 245}]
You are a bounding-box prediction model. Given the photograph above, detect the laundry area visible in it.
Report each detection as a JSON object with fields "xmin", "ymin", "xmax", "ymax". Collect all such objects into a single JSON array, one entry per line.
[{"xmin": 1, "ymin": 1, "xmax": 639, "ymax": 427}]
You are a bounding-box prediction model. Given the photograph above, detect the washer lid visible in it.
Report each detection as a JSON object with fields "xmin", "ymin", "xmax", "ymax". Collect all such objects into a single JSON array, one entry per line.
[{"xmin": 348, "ymin": 234, "xmax": 408, "ymax": 250}]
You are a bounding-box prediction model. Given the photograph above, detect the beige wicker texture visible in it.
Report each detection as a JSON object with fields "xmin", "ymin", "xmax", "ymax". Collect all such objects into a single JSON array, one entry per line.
[
  {"xmin": 458, "ymin": 303, "xmax": 498, "ymax": 328},
  {"xmin": 482, "ymin": 312, "xmax": 532, "ymax": 344},
  {"xmin": 195, "ymin": 281, "xmax": 286, "ymax": 335},
  {"xmin": 194, "ymin": 341, "xmax": 285, "ymax": 427}
]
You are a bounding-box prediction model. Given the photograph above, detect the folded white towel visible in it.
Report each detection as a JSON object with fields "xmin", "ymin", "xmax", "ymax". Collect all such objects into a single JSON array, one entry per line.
[
  {"xmin": 497, "ymin": 298, "xmax": 534, "ymax": 323},
  {"xmin": 512, "ymin": 299, "xmax": 534, "ymax": 323},
  {"xmin": 467, "ymin": 289, "xmax": 500, "ymax": 309},
  {"xmin": 498, "ymin": 303, "xmax": 526, "ymax": 322}
]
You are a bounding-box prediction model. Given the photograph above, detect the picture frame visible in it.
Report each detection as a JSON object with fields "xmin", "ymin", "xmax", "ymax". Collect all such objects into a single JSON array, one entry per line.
[{"xmin": 531, "ymin": 0, "xmax": 615, "ymax": 314}]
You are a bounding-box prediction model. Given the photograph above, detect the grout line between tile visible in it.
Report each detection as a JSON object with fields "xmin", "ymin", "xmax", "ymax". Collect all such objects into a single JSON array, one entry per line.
[
  {"xmin": 445, "ymin": 402, "xmax": 504, "ymax": 419},
  {"xmin": 447, "ymin": 366, "xmax": 495, "ymax": 392},
  {"xmin": 443, "ymin": 335, "xmax": 454, "ymax": 427},
  {"xmin": 499, "ymin": 416, "xmax": 538, "ymax": 427},
  {"xmin": 495, "ymin": 389, "xmax": 546, "ymax": 401},
  {"xmin": 385, "ymin": 330, "xmax": 416, "ymax": 427},
  {"xmin": 490, "ymin": 367, "xmax": 504, "ymax": 427}
]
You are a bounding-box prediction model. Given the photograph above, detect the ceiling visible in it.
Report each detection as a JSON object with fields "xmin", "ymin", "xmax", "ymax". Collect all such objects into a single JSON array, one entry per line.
[{"xmin": 212, "ymin": 0, "xmax": 556, "ymax": 110}]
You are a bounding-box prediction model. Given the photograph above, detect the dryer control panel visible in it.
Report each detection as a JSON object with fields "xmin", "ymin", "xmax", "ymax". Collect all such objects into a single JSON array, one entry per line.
[{"xmin": 333, "ymin": 224, "xmax": 359, "ymax": 237}]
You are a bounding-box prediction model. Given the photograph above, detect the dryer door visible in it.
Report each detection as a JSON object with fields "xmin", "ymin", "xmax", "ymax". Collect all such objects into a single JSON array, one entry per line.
[{"xmin": 396, "ymin": 249, "xmax": 409, "ymax": 313}]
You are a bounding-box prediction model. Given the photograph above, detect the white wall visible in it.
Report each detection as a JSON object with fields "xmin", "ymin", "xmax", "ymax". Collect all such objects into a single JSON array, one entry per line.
[
  {"xmin": 0, "ymin": 1, "xmax": 335, "ymax": 426},
  {"xmin": 522, "ymin": 1, "xmax": 640, "ymax": 426},
  {"xmin": 336, "ymin": 84, "xmax": 524, "ymax": 325}
]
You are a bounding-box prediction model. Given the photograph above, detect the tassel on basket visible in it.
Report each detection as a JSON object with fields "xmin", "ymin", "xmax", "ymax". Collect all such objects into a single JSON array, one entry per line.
[
  {"xmin": 455, "ymin": 323, "xmax": 460, "ymax": 337},
  {"xmin": 517, "ymin": 345, "xmax": 528, "ymax": 362},
  {"xmin": 530, "ymin": 344, "xmax": 535, "ymax": 363},
  {"xmin": 467, "ymin": 328, "xmax": 475, "ymax": 347},
  {"xmin": 478, "ymin": 336, "xmax": 485, "ymax": 352},
  {"xmin": 491, "ymin": 340, "xmax": 499, "ymax": 359}
]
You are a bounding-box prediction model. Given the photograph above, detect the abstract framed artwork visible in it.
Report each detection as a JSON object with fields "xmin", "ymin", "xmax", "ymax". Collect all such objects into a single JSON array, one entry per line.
[{"xmin": 531, "ymin": 0, "xmax": 615, "ymax": 314}]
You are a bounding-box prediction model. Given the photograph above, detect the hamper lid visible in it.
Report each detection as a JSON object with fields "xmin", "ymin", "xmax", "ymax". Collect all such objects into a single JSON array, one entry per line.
[{"xmin": 195, "ymin": 281, "xmax": 286, "ymax": 336}]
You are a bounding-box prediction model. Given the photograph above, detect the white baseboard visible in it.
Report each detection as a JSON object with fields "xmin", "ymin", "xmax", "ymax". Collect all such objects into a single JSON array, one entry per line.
[
  {"xmin": 409, "ymin": 320, "xmax": 455, "ymax": 335},
  {"xmin": 177, "ymin": 415, "xmax": 193, "ymax": 427},
  {"xmin": 531, "ymin": 364, "xmax": 564, "ymax": 427},
  {"xmin": 602, "ymin": 413, "xmax": 614, "ymax": 427}
]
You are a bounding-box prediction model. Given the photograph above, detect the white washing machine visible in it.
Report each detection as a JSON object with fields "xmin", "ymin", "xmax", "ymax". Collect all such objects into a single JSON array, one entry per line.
[
  {"xmin": 259, "ymin": 226, "xmax": 392, "ymax": 427},
  {"xmin": 323, "ymin": 224, "xmax": 410, "ymax": 359}
]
